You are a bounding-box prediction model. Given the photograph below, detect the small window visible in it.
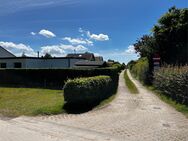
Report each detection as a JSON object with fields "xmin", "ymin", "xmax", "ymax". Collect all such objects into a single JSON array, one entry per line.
[
  {"xmin": 0, "ymin": 63, "xmax": 6, "ymax": 68},
  {"xmin": 14, "ymin": 62, "xmax": 22, "ymax": 68}
]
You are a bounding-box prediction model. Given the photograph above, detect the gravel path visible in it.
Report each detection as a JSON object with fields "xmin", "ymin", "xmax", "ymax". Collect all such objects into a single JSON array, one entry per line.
[{"xmin": 0, "ymin": 70, "xmax": 188, "ymax": 141}]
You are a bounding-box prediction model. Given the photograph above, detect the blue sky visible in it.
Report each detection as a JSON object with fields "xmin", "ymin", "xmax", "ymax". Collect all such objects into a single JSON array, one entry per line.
[{"xmin": 0, "ymin": 0, "xmax": 187, "ymax": 63}]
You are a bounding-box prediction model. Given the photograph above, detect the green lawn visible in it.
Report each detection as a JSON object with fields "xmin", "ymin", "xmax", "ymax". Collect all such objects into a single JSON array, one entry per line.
[
  {"xmin": 0, "ymin": 88, "xmax": 64, "ymax": 117},
  {"xmin": 124, "ymin": 70, "xmax": 138, "ymax": 94}
]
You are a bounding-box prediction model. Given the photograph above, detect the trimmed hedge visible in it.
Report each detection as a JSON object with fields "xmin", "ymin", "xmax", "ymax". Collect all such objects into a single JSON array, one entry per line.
[
  {"xmin": 0, "ymin": 67, "xmax": 119, "ymax": 89},
  {"xmin": 63, "ymin": 76, "xmax": 114, "ymax": 104},
  {"xmin": 154, "ymin": 66, "xmax": 188, "ymax": 105}
]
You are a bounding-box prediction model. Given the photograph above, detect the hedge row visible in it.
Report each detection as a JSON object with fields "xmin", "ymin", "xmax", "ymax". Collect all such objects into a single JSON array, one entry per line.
[
  {"xmin": 129, "ymin": 57, "xmax": 151, "ymax": 84},
  {"xmin": 0, "ymin": 67, "xmax": 119, "ymax": 89},
  {"xmin": 154, "ymin": 66, "xmax": 188, "ymax": 105},
  {"xmin": 63, "ymin": 76, "xmax": 114, "ymax": 104}
]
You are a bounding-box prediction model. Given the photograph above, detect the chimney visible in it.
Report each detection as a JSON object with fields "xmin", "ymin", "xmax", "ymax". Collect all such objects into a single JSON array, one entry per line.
[{"xmin": 37, "ymin": 51, "xmax": 39, "ymax": 58}]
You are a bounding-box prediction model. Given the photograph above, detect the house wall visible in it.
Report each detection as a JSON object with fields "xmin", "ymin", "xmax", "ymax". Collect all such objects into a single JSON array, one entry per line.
[{"xmin": 0, "ymin": 58, "xmax": 84, "ymax": 69}]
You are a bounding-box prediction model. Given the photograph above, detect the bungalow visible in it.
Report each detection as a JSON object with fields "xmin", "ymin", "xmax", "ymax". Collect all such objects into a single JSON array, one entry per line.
[{"xmin": 0, "ymin": 46, "xmax": 106, "ymax": 69}]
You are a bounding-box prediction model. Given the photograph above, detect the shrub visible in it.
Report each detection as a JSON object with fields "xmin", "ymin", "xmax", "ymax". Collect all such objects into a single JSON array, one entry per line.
[
  {"xmin": 130, "ymin": 57, "xmax": 151, "ymax": 84},
  {"xmin": 0, "ymin": 67, "xmax": 119, "ymax": 89},
  {"xmin": 154, "ymin": 66, "xmax": 188, "ymax": 105},
  {"xmin": 63, "ymin": 76, "xmax": 114, "ymax": 104}
]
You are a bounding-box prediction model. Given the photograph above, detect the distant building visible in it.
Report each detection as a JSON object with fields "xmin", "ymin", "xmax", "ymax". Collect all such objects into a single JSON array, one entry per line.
[
  {"xmin": 66, "ymin": 52, "xmax": 95, "ymax": 61},
  {"xmin": 0, "ymin": 46, "xmax": 106, "ymax": 69},
  {"xmin": 95, "ymin": 56, "xmax": 103, "ymax": 61},
  {"xmin": 74, "ymin": 60, "xmax": 107, "ymax": 68}
]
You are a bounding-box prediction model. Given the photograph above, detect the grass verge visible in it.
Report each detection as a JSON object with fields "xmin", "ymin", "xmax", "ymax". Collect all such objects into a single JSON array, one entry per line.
[
  {"xmin": 0, "ymin": 87, "xmax": 64, "ymax": 117},
  {"xmin": 124, "ymin": 70, "xmax": 138, "ymax": 94},
  {"xmin": 96, "ymin": 94, "xmax": 116, "ymax": 109},
  {"xmin": 147, "ymin": 86, "xmax": 188, "ymax": 118}
]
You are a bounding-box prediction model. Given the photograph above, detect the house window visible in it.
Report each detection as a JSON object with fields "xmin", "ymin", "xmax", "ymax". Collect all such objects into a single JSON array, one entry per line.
[
  {"xmin": 14, "ymin": 62, "xmax": 22, "ymax": 68},
  {"xmin": 0, "ymin": 63, "xmax": 6, "ymax": 68}
]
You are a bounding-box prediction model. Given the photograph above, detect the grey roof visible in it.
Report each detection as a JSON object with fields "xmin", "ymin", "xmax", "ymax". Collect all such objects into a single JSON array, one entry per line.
[
  {"xmin": 66, "ymin": 53, "xmax": 95, "ymax": 60},
  {"xmin": 75, "ymin": 60, "xmax": 106, "ymax": 66},
  {"xmin": 0, "ymin": 46, "xmax": 15, "ymax": 58}
]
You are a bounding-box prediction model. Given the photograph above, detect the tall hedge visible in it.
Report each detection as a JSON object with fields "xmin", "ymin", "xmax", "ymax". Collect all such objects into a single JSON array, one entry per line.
[
  {"xmin": 130, "ymin": 57, "xmax": 151, "ymax": 84},
  {"xmin": 63, "ymin": 76, "xmax": 114, "ymax": 104},
  {"xmin": 0, "ymin": 67, "xmax": 119, "ymax": 89},
  {"xmin": 154, "ymin": 66, "xmax": 188, "ymax": 105}
]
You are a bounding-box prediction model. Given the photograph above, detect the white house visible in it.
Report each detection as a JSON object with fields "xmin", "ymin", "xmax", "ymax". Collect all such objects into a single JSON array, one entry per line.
[
  {"xmin": 0, "ymin": 46, "xmax": 105, "ymax": 69},
  {"xmin": 0, "ymin": 46, "xmax": 84, "ymax": 69},
  {"xmin": 0, "ymin": 57, "xmax": 85, "ymax": 69}
]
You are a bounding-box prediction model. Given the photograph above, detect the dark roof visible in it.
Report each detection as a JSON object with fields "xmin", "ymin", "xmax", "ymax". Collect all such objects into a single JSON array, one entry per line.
[
  {"xmin": 75, "ymin": 60, "xmax": 106, "ymax": 66},
  {"xmin": 0, "ymin": 46, "xmax": 16, "ymax": 57},
  {"xmin": 95, "ymin": 56, "xmax": 103, "ymax": 61},
  {"xmin": 66, "ymin": 53, "xmax": 95, "ymax": 60}
]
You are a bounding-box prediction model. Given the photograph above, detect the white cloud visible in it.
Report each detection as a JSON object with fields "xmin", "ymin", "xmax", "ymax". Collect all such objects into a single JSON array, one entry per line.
[
  {"xmin": 125, "ymin": 45, "xmax": 136, "ymax": 54},
  {"xmin": 78, "ymin": 27, "xmax": 84, "ymax": 33},
  {"xmin": 30, "ymin": 32, "xmax": 36, "ymax": 36},
  {"xmin": 79, "ymin": 28, "xmax": 109, "ymax": 41},
  {"xmin": 41, "ymin": 45, "xmax": 65, "ymax": 57},
  {"xmin": 63, "ymin": 37, "xmax": 93, "ymax": 46},
  {"xmin": 40, "ymin": 44, "xmax": 88, "ymax": 57},
  {"xmin": 87, "ymin": 31, "xmax": 109, "ymax": 41},
  {"xmin": 38, "ymin": 29, "xmax": 56, "ymax": 38},
  {"xmin": 0, "ymin": 41, "xmax": 36, "ymax": 56}
]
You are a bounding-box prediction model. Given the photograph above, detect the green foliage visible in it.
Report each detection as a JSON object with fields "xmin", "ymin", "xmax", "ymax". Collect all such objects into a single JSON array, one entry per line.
[
  {"xmin": 129, "ymin": 57, "xmax": 151, "ymax": 84},
  {"xmin": 0, "ymin": 88, "xmax": 64, "ymax": 117},
  {"xmin": 43, "ymin": 53, "xmax": 52, "ymax": 58},
  {"xmin": 154, "ymin": 66, "xmax": 188, "ymax": 105},
  {"xmin": 134, "ymin": 35, "xmax": 156, "ymax": 59},
  {"xmin": 153, "ymin": 7, "xmax": 188, "ymax": 65},
  {"xmin": 124, "ymin": 70, "xmax": 138, "ymax": 94},
  {"xmin": 63, "ymin": 76, "xmax": 115, "ymax": 104},
  {"xmin": 134, "ymin": 7, "xmax": 188, "ymax": 65},
  {"xmin": 0, "ymin": 67, "xmax": 119, "ymax": 89}
]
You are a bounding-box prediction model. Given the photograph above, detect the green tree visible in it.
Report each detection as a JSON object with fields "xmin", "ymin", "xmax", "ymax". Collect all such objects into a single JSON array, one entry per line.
[
  {"xmin": 44, "ymin": 53, "xmax": 52, "ymax": 58},
  {"xmin": 153, "ymin": 6, "xmax": 188, "ymax": 65}
]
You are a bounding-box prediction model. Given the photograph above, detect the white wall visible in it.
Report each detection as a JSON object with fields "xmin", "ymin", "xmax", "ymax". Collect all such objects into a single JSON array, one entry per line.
[{"xmin": 0, "ymin": 58, "xmax": 84, "ymax": 69}]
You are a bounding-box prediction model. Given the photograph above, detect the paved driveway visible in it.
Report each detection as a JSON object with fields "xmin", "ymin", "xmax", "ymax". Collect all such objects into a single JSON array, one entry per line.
[{"xmin": 0, "ymin": 70, "xmax": 188, "ymax": 141}]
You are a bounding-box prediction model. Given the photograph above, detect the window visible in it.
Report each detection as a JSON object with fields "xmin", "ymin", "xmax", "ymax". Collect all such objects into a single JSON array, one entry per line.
[
  {"xmin": 0, "ymin": 63, "xmax": 6, "ymax": 68},
  {"xmin": 14, "ymin": 62, "xmax": 22, "ymax": 68}
]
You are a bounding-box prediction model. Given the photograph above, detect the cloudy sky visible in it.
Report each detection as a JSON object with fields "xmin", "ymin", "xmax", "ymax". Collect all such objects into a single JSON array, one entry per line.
[{"xmin": 0, "ymin": 0, "xmax": 187, "ymax": 63}]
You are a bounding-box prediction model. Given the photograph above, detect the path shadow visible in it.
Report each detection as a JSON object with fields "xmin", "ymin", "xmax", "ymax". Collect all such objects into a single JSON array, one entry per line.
[{"xmin": 63, "ymin": 101, "xmax": 100, "ymax": 114}]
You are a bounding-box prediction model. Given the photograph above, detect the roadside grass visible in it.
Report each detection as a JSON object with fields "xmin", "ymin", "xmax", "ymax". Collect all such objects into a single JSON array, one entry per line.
[
  {"xmin": 147, "ymin": 86, "xmax": 188, "ymax": 118},
  {"xmin": 0, "ymin": 88, "xmax": 64, "ymax": 117},
  {"xmin": 124, "ymin": 70, "xmax": 138, "ymax": 94},
  {"xmin": 96, "ymin": 94, "xmax": 116, "ymax": 109}
]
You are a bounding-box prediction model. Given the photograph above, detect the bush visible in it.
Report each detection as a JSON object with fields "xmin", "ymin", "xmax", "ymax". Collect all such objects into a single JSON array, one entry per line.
[
  {"xmin": 0, "ymin": 67, "xmax": 119, "ymax": 89},
  {"xmin": 63, "ymin": 76, "xmax": 114, "ymax": 105},
  {"xmin": 130, "ymin": 57, "xmax": 151, "ymax": 84},
  {"xmin": 154, "ymin": 66, "xmax": 188, "ymax": 105}
]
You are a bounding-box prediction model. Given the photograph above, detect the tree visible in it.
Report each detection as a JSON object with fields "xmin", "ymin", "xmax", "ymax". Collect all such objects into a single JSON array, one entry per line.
[
  {"xmin": 44, "ymin": 53, "xmax": 52, "ymax": 58},
  {"xmin": 134, "ymin": 35, "xmax": 156, "ymax": 59},
  {"xmin": 152, "ymin": 7, "xmax": 188, "ymax": 65},
  {"xmin": 134, "ymin": 35, "xmax": 156, "ymax": 72}
]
